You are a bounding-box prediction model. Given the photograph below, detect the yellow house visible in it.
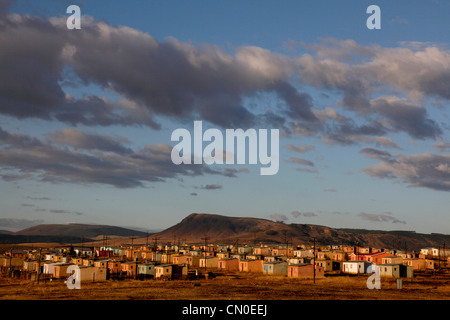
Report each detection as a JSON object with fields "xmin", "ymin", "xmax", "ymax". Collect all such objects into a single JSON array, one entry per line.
[{"xmin": 121, "ymin": 262, "xmax": 138, "ymax": 276}]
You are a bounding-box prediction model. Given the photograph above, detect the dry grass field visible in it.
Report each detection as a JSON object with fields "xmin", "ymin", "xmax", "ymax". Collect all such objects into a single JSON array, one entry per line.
[{"xmin": 0, "ymin": 272, "xmax": 448, "ymax": 300}]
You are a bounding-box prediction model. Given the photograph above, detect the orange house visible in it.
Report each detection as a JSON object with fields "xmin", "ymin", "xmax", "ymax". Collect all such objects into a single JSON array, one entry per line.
[
  {"xmin": 403, "ymin": 258, "xmax": 426, "ymax": 271},
  {"xmin": 173, "ymin": 255, "xmax": 200, "ymax": 267},
  {"xmin": 288, "ymin": 264, "xmax": 325, "ymax": 279},
  {"xmin": 218, "ymin": 258, "xmax": 239, "ymax": 271},
  {"xmin": 239, "ymin": 259, "xmax": 263, "ymax": 273},
  {"xmin": 349, "ymin": 252, "xmax": 392, "ymax": 264},
  {"xmin": 108, "ymin": 261, "xmax": 122, "ymax": 274},
  {"xmin": 121, "ymin": 262, "xmax": 137, "ymax": 276},
  {"xmin": 332, "ymin": 252, "xmax": 347, "ymax": 261},
  {"xmin": 253, "ymin": 247, "xmax": 272, "ymax": 256},
  {"xmin": 272, "ymin": 248, "xmax": 293, "ymax": 257}
]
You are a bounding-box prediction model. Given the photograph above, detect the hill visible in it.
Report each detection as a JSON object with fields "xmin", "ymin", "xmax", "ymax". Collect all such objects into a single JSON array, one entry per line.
[
  {"xmin": 151, "ymin": 213, "xmax": 450, "ymax": 250},
  {"xmin": 15, "ymin": 223, "xmax": 148, "ymax": 238},
  {"xmin": 0, "ymin": 223, "xmax": 149, "ymax": 245}
]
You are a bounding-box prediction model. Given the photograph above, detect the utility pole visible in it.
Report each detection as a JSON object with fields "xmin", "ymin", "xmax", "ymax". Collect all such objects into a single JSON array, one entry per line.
[
  {"xmin": 37, "ymin": 248, "xmax": 42, "ymax": 284},
  {"xmin": 313, "ymin": 238, "xmax": 316, "ymax": 284},
  {"xmin": 9, "ymin": 248, "xmax": 12, "ymax": 278},
  {"xmin": 201, "ymin": 236, "xmax": 210, "ymax": 274},
  {"xmin": 130, "ymin": 236, "xmax": 136, "ymax": 261}
]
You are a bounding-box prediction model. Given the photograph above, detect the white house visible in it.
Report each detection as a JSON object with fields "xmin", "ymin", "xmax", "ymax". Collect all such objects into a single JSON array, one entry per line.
[{"xmin": 342, "ymin": 261, "xmax": 372, "ymax": 274}]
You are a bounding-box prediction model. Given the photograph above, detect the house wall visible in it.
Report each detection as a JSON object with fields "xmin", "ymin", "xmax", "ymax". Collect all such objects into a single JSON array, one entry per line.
[
  {"xmin": 403, "ymin": 259, "xmax": 426, "ymax": 271},
  {"xmin": 200, "ymin": 257, "xmax": 219, "ymax": 268},
  {"xmin": 108, "ymin": 261, "xmax": 122, "ymax": 274},
  {"xmin": 79, "ymin": 266, "xmax": 107, "ymax": 281},
  {"xmin": 53, "ymin": 264, "xmax": 74, "ymax": 278},
  {"xmin": 218, "ymin": 259, "xmax": 239, "ymax": 271},
  {"xmin": 239, "ymin": 260, "xmax": 263, "ymax": 272},
  {"xmin": 288, "ymin": 265, "xmax": 325, "ymax": 278}
]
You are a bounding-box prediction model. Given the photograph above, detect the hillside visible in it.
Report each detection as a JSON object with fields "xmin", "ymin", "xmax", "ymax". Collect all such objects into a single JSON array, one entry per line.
[
  {"xmin": 0, "ymin": 223, "xmax": 149, "ymax": 245},
  {"xmin": 2, "ymin": 214, "xmax": 448, "ymax": 250},
  {"xmin": 151, "ymin": 213, "xmax": 450, "ymax": 250}
]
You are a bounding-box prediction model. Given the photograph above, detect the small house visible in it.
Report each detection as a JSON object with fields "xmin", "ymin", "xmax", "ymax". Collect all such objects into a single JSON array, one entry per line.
[
  {"xmin": 315, "ymin": 259, "xmax": 341, "ymax": 272},
  {"xmin": 121, "ymin": 261, "xmax": 138, "ymax": 276},
  {"xmin": 78, "ymin": 266, "xmax": 107, "ymax": 281},
  {"xmin": 246, "ymin": 254, "xmax": 263, "ymax": 260},
  {"xmin": 199, "ymin": 256, "xmax": 219, "ymax": 269},
  {"xmin": 217, "ymin": 252, "xmax": 230, "ymax": 260},
  {"xmin": 239, "ymin": 259, "xmax": 263, "ymax": 273},
  {"xmin": 155, "ymin": 264, "xmax": 187, "ymax": 280},
  {"xmin": 331, "ymin": 251, "xmax": 347, "ymax": 261},
  {"xmin": 93, "ymin": 259, "xmax": 110, "ymax": 268},
  {"xmin": 138, "ymin": 263, "xmax": 158, "ymax": 278},
  {"xmin": 382, "ymin": 256, "xmax": 403, "ymax": 265},
  {"xmin": 107, "ymin": 261, "xmax": 122, "ymax": 274},
  {"xmin": 403, "ymin": 258, "xmax": 426, "ymax": 271},
  {"xmin": 53, "ymin": 263, "xmax": 75, "ymax": 279},
  {"xmin": 379, "ymin": 264, "xmax": 413, "ymax": 278},
  {"xmin": 253, "ymin": 247, "xmax": 272, "ymax": 256},
  {"xmin": 218, "ymin": 258, "xmax": 239, "ymax": 271},
  {"xmin": 237, "ymin": 246, "xmax": 253, "ymax": 255},
  {"xmin": 288, "ymin": 257, "xmax": 310, "ymax": 265},
  {"xmin": 262, "ymin": 261, "xmax": 288, "ymax": 275},
  {"xmin": 342, "ymin": 261, "xmax": 372, "ymax": 274},
  {"xmin": 288, "ymin": 264, "xmax": 325, "ymax": 279}
]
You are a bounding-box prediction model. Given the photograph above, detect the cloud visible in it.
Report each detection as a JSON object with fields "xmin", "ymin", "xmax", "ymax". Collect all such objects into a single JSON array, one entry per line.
[
  {"xmin": 291, "ymin": 211, "xmax": 317, "ymax": 218},
  {"xmin": 200, "ymin": 184, "xmax": 222, "ymax": 190},
  {"xmin": 269, "ymin": 213, "xmax": 288, "ymax": 222},
  {"xmin": 361, "ymin": 149, "xmax": 450, "ymax": 192},
  {"xmin": 291, "ymin": 211, "xmax": 301, "ymax": 218},
  {"xmin": 49, "ymin": 209, "xmax": 83, "ymax": 216},
  {"xmin": 0, "ymin": 13, "xmax": 318, "ymax": 130},
  {"xmin": 302, "ymin": 212, "xmax": 317, "ymax": 217},
  {"xmin": 48, "ymin": 128, "xmax": 133, "ymax": 154},
  {"xmin": 0, "ymin": 126, "xmax": 243, "ymax": 188},
  {"xmin": 360, "ymin": 147, "xmax": 396, "ymax": 163},
  {"xmin": 358, "ymin": 212, "xmax": 406, "ymax": 224},
  {"xmin": 289, "ymin": 157, "xmax": 315, "ymax": 167},
  {"xmin": 286, "ymin": 144, "xmax": 315, "ymax": 154},
  {"xmin": 25, "ymin": 196, "xmax": 52, "ymax": 201},
  {"xmin": 0, "ymin": 10, "xmax": 447, "ymax": 146},
  {"xmin": 295, "ymin": 167, "xmax": 319, "ymax": 174},
  {"xmin": 323, "ymin": 188, "xmax": 337, "ymax": 192},
  {"xmin": 433, "ymin": 141, "xmax": 450, "ymax": 152}
]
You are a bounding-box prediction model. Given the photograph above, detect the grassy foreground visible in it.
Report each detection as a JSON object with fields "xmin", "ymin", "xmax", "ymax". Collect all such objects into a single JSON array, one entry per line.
[{"xmin": 0, "ymin": 272, "xmax": 449, "ymax": 300}]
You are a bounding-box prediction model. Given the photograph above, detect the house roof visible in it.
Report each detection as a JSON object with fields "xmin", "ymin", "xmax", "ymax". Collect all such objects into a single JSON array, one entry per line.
[{"xmin": 288, "ymin": 263, "xmax": 311, "ymax": 267}]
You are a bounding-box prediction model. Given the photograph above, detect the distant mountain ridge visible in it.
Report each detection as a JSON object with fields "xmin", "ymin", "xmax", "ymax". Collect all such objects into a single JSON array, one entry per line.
[
  {"xmin": 14, "ymin": 223, "xmax": 148, "ymax": 237},
  {"xmin": 1, "ymin": 214, "xmax": 448, "ymax": 250},
  {"xmin": 152, "ymin": 213, "xmax": 450, "ymax": 251},
  {"xmin": 0, "ymin": 223, "xmax": 149, "ymax": 245}
]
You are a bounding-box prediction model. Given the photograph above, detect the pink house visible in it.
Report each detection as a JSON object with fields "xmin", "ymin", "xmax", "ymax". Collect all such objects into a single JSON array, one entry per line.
[
  {"xmin": 218, "ymin": 258, "xmax": 239, "ymax": 271},
  {"xmin": 288, "ymin": 264, "xmax": 325, "ymax": 279},
  {"xmin": 349, "ymin": 252, "xmax": 392, "ymax": 265},
  {"xmin": 239, "ymin": 259, "xmax": 263, "ymax": 272}
]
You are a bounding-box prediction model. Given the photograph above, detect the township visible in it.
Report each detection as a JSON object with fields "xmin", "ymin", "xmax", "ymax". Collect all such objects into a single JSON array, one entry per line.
[{"xmin": 1, "ymin": 242, "xmax": 449, "ymax": 282}]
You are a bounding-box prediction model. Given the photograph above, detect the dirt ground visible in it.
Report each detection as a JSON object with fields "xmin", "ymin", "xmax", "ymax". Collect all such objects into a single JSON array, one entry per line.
[{"xmin": 0, "ymin": 272, "xmax": 449, "ymax": 300}]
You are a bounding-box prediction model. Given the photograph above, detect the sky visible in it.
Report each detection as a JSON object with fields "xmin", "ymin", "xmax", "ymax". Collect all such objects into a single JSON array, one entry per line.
[{"xmin": 0, "ymin": 0, "xmax": 449, "ymax": 234}]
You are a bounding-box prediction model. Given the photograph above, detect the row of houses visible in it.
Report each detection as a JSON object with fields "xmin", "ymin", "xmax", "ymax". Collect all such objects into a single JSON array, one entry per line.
[{"xmin": 1, "ymin": 243, "xmax": 448, "ymax": 281}]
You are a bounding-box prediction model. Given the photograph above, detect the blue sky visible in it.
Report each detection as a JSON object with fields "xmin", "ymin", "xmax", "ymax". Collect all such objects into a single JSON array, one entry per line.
[{"xmin": 0, "ymin": 0, "xmax": 449, "ymax": 234}]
